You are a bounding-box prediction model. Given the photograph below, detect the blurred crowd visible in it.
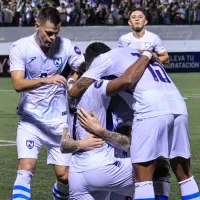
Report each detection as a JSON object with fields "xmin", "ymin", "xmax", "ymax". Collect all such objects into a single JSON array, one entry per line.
[{"xmin": 0, "ymin": 0, "xmax": 200, "ymax": 26}]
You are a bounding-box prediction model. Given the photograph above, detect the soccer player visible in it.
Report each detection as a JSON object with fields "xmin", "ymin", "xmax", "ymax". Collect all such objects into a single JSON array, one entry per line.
[
  {"xmin": 9, "ymin": 7, "xmax": 84, "ymax": 200},
  {"xmin": 61, "ymin": 53, "xmax": 151, "ymax": 199},
  {"xmin": 118, "ymin": 7, "xmax": 169, "ymax": 64},
  {"xmin": 118, "ymin": 7, "xmax": 171, "ymax": 198},
  {"xmin": 68, "ymin": 42, "xmax": 200, "ymax": 200}
]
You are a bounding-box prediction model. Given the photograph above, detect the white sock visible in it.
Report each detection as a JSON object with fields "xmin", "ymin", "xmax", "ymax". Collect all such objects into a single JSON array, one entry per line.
[
  {"xmin": 154, "ymin": 176, "xmax": 170, "ymax": 200},
  {"xmin": 134, "ymin": 181, "xmax": 155, "ymax": 200},
  {"xmin": 12, "ymin": 170, "xmax": 33, "ymax": 200},
  {"xmin": 179, "ymin": 176, "xmax": 200, "ymax": 200},
  {"xmin": 52, "ymin": 181, "xmax": 69, "ymax": 199}
]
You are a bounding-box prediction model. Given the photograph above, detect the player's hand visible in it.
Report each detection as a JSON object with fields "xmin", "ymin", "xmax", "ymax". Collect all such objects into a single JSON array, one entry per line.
[
  {"xmin": 77, "ymin": 108, "xmax": 102, "ymax": 134},
  {"xmin": 80, "ymin": 134, "xmax": 105, "ymax": 151},
  {"xmin": 41, "ymin": 75, "xmax": 67, "ymax": 85},
  {"xmin": 151, "ymin": 53, "xmax": 163, "ymax": 65}
]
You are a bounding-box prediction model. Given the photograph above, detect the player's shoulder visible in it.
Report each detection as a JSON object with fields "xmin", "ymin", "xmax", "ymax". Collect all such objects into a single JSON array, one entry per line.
[
  {"xmin": 119, "ymin": 32, "xmax": 132, "ymax": 41},
  {"xmin": 90, "ymin": 79, "xmax": 109, "ymax": 95},
  {"xmin": 10, "ymin": 35, "xmax": 34, "ymax": 55},
  {"xmin": 59, "ymin": 36, "xmax": 72, "ymax": 45},
  {"xmin": 59, "ymin": 36, "xmax": 82, "ymax": 55},
  {"xmin": 11, "ymin": 35, "xmax": 33, "ymax": 48},
  {"xmin": 145, "ymin": 30, "xmax": 160, "ymax": 39}
]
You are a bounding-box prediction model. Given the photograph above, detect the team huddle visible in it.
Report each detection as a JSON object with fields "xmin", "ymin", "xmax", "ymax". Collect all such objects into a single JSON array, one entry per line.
[{"xmin": 9, "ymin": 6, "xmax": 200, "ymax": 200}]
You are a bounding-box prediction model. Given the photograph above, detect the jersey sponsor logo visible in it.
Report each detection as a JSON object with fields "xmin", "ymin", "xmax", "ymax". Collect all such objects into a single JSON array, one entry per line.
[
  {"xmin": 74, "ymin": 46, "xmax": 81, "ymax": 55},
  {"xmin": 28, "ymin": 57, "xmax": 36, "ymax": 64},
  {"xmin": 53, "ymin": 57, "xmax": 62, "ymax": 68},
  {"xmin": 26, "ymin": 140, "xmax": 34, "ymax": 149},
  {"xmin": 113, "ymin": 160, "xmax": 121, "ymax": 167},
  {"xmin": 94, "ymin": 80, "xmax": 103, "ymax": 88}
]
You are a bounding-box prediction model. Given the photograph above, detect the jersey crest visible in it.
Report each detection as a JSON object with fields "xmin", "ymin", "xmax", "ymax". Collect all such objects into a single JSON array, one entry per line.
[{"xmin": 53, "ymin": 57, "xmax": 62, "ymax": 68}]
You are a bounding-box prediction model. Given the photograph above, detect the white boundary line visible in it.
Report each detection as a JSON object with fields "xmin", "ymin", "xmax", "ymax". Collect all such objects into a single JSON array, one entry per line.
[
  {"xmin": 0, "ymin": 89, "xmax": 14, "ymax": 91},
  {"xmin": 0, "ymin": 140, "xmax": 16, "ymax": 147},
  {"xmin": 0, "ymin": 140, "xmax": 16, "ymax": 143},
  {"xmin": 0, "ymin": 144, "xmax": 16, "ymax": 146}
]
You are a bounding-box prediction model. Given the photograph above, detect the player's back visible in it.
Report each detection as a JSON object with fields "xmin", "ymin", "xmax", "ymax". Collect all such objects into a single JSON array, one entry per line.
[
  {"xmin": 70, "ymin": 80, "xmax": 116, "ymax": 173},
  {"xmin": 83, "ymin": 47, "xmax": 187, "ymax": 119},
  {"xmin": 107, "ymin": 47, "xmax": 187, "ymax": 119}
]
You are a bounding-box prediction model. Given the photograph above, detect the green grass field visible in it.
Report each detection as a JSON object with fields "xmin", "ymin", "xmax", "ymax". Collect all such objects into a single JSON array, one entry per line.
[{"xmin": 0, "ymin": 74, "xmax": 200, "ymax": 200}]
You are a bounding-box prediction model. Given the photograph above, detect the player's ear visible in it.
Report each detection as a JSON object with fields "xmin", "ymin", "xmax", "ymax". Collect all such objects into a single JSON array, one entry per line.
[
  {"xmin": 128, "ymin": 20, "xmax": 132, "ymax": 26},
  {"xmin": 144, "ymin": 19, "xmax": 148, "ymax": 26},
  {"xmin": 35, "ymin": 22, "xmax": 40, "ymax": 31}
]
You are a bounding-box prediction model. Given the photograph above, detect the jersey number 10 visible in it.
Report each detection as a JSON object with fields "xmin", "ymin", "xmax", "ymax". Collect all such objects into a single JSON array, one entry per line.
[
  {"xmin": 148, "ymin": 63, "xmax": 171, "ymax": 83},
  {"xmin": 131, "ymin": 53, "xmax": 171, "ymax": 83}
]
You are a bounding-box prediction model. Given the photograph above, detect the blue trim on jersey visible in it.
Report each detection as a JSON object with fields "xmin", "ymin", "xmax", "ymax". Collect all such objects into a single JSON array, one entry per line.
[
  {"xmin": 135, "ymin": 198, "xmax": 155, "ymax": 200},
  {"xmin": 13, "ymin": 185, "xmax": 31, "ymax": 193},
  {"xmin": 155, "ymin": 195, "xmax": 168, "ymax": 200},
  {"xmin": 53, "ymin": 186, "xmax": 69, "ymax": 197},
  {"xmin": 102, "ymin": 75, "xmax": 117, "ymax": 80},
  {"xmin": 131, "ymin": 53, "xmax": 141, "ymax": 58},
  {"xmin": 182, "ymin": 192, "xmax": 200, "ymax": 200},
  {"xmin": 13, "ymin": 194, "xmax": 30, "ymax": 200}
]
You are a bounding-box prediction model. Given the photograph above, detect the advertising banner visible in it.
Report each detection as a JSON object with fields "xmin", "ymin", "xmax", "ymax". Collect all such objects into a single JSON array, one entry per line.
[
  {"xmin": 165, "ymin": 52, "xmax": 200, "ymax": 73},
  {"xmin": 0, "ymin": 52, "xmax": 200, "ymax": 77}
]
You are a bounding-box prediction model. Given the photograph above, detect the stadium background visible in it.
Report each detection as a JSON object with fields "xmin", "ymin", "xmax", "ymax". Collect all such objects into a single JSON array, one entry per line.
[{"xmin": 0, "ymin": 0, "xmax": 200, "ymax": 199}]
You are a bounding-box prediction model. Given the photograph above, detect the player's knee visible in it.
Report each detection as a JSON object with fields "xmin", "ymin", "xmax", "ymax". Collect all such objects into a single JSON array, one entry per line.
[
  {"xmin": 133, "ymin": 161, "xmax": 155, "ymax": 182},
  {"xmin": 154, "ymin": 157, "xmax": 170, "ymax": 180},
  {"xmin": 55, "ymin": 166, "xmax": 69, "ymax": 184},
  {"xmin": 18, "ymin": 159, "xmax": 36, "ymax": 174},
  {"xmin": 170, "ymin": 157, "xmax": 191, "ymax": 181}
]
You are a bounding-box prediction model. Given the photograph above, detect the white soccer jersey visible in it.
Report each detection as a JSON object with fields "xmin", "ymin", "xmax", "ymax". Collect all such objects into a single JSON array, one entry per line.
[
  {"xmin": 9, "ymin": 34, "xmax": 84, "ymax": 123},
  {"xmin": 70, "ymin": 80, "xmax": 116, "ymax": 172},
  {"xmin": 118, "ymin": 30, "xmax": 166, "ymax": 54},
  {"xmin": 82, "ymin": 47, "xmax": 188, "ymax": 120}
]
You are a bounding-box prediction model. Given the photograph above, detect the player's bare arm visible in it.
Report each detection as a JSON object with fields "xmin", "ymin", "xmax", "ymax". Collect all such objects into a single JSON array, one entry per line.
[
  {"xmin": 158, "ymin": 52, "xmax": 169, "ymax": 64},
  {"xmin": 11, "ymin": 70, "xmax": 67, "ymax": 92},
  {"xmin": 60, "ymin": 127, "xmax": 105, "ymax": 153},
  {"xmin": 68, "ymin": 77, "xmax": 95, "ymax": 97},
  {"xmin": 106, "ymin": 53, "xmax": 151, "ymax": 96},
  {"xmin": 77, "ymin": 108, "xmax": 131, "ymax": 152}
]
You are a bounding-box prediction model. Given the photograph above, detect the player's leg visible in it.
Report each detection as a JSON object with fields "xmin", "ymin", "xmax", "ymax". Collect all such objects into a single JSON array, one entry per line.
[
  {"xmin": 53, "ymin": 165, "xmax": 70, "ymax": 200},
  {"xmin": 12, "ymin": 121, "xmax": 42, "ymax": 200},
  {"xmin": 153, "ymin": 157, "xmax": 171, "ymax": 200},
  {"xmin": 169, "ymin": 115, "xmax": 200, "ymax": 200},
  {"xmin": 47, "ymin": 122, "xmax": 72, "ymax": 200},
  {"xmin": 131, "ymin": 115, "xmax": 174, "ymax": 200}
]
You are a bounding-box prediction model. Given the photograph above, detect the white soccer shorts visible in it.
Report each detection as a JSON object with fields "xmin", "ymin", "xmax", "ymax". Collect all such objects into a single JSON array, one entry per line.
[
  {"xmin": 69, "ymin": 157, "xmax": 134, "ymax": 200},
  {"xmin": 131, "ymin": 114, "xmax": 191, "ymax": 163},
  {"xmin": 17, "ymin": 119, "xmax": 71, "ymax": 166}
]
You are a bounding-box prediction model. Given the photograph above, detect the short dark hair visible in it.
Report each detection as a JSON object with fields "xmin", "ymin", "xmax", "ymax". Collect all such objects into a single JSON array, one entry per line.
[
  {"xmin": 37, "ymin": 7, "xmax": 61, "ymax": 25},
  {"xmin": 129, "ymin": 7, "xmax": 147, "ymax": 19},
  {"xmin": 85, "ymin": 42, "xmax": 111, "ymax": 66}
]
